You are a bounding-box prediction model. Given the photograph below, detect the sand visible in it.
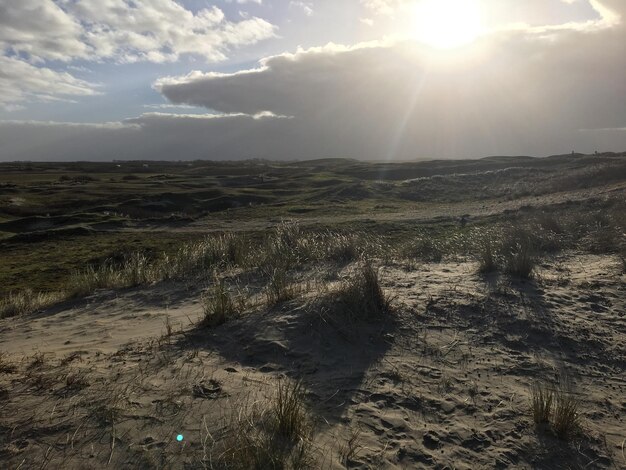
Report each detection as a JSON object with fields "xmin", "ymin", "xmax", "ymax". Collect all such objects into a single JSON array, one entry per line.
[{"xmin": 0, "ymin": 253, "xmax": 624, "ymax": 468}]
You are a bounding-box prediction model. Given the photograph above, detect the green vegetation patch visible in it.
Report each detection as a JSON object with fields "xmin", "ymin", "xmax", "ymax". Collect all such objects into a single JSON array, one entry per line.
[{"xmin": 0, "ymin": 231, "xmax": 203, "ymax": 296}]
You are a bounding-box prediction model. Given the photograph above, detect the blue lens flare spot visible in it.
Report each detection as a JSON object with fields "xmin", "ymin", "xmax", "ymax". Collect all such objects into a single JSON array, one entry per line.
[{"xmin": 176, "ymin": 434, "xmax": 184, "ymax": 442}]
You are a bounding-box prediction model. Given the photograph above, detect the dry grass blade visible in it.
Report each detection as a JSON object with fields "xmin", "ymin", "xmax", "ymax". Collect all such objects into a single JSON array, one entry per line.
[
  {"xmin": 325, "ymin": 233, "xmax": 361, "ymax": 263},
  {"xmin": 339, "ymin": 427, "xmax": 363, "ymax": 466}
]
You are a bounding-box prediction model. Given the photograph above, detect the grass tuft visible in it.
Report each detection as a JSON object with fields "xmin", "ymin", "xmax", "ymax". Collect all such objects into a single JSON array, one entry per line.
[
  {"xmin": 61, "ymin": 370, "xmax": 90, "ymax": 395},
  {"xmin": 270, "ymin": 380, "xmax": 310, "ymax": 442},
  {"xmin": 478, "ymin": 241, "xmax": 497, "ymax": 274},
  {"xmin": 69, "ymin": 234, "xmax": 251, "ymax": 298},
  {"xmin": 265, "ymin": 267, "xmax": 301, "ymax": 307},
  {"xmin": 530, "ymin": 381, "xmax": 581, "ymax": 441},
  {"xmin": 333, "ymin": 262, "xmax": 391, "ymax": 321},
  {"xmin": 503, "ymin": 229, "xmax": 536, "ymax": 279},
  {"xmin": 201, "ymin": 278, "xmax": 238, "ymax": 328},
  {"xmin": 70, "ymin": 253, "xmax": 157, "ymax": 297},
  {"xmin": 530, "ymin": 382, "xmax": 553, "ymax": 424},
  {"xmin": 0, "ymin": 289, "xmax": 64, "ymax": 319},
  {"xmin": 552, "ymin": 390, "xmax": 581, "ymax": 440},
  {"xmin": 402, "ymin": 237, "xmax": 443, "ymax": 263},
  {"xmin": 210, "ymin": 379, "xmax": 314, "ymax": 469},
  {"xmin": 325, "ymin": 233, "xmax": 361, "ymax": 263},
  {"xmin": 262, "ymin": 221, "xmax": 310, "ymax": 269}
]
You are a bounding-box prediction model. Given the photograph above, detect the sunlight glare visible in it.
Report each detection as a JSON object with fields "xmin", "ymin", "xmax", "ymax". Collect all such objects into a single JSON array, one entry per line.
[{"xmin": 412, "ymin": 0, "xmax": 484, "ymax": 49}]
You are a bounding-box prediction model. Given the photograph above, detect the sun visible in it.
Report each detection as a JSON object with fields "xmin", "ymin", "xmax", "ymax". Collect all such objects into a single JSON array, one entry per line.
[{"xmin": 411, "ymin": 0, "xmax": 484, "ymax": 49}]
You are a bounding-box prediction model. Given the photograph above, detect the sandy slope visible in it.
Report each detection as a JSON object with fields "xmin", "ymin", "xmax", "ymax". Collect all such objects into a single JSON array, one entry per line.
[
  {"xmin": 0, "ymin": 281, "xmax": 203, "ymax": 356},
  {"xmin": 0, "ymin": 253, "xmax": 624, "ymax": 469}
]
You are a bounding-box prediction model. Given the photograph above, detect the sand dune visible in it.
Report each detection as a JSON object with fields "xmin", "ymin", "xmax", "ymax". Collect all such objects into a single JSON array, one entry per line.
[{"xmin": 1, "ymin": 253, "xmax": 623, "ymax": 468}]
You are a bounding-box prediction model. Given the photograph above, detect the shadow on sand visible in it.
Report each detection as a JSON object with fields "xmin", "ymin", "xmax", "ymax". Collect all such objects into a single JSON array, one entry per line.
[
  {"xmin": 173, "ymin": 294, "xmax": 399, "ymax": 421},
  {"xmin": 23, "ymin": 280, "xmax": 201, "ymax": 323}
]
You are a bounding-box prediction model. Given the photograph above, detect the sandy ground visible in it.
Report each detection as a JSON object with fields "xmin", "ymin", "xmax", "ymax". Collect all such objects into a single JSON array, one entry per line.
[
  {"xmin": 0, "ymin": 282, "xmax": 203, "ymax": 356},
  {"xmin": 0, "ymin": 252, "xmax": 624, "ymax": 469}
]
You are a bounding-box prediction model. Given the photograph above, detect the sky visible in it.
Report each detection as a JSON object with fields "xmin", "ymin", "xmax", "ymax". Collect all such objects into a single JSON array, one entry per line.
[{"xmin": 0, "ymin": 0, "xmax": 625, "ymax": 161}]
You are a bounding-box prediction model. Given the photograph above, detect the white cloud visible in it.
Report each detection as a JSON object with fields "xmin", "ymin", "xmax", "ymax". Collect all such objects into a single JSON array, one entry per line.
[
  {"xmin": 125, "ymin": 111, "xmax": 291, "ymax": 122},
  {"xmin": 290, "ymin": 1, "xmax": 314, "ymax": 16},
  {"xmin": 588, "ymin": 0, "xmax": 621, "ymax": 27},
  {"xmin": 143, "ymin": 104, "xmax": 199, "ymax": 110},
  {"xmin": 361, "ymin": 0, "xmax": 397, "ymax": 16},
  {"xmin": 0, "ymin": 0, "xmax": 276, "ymax": 64},
  {"xmin": 362, "ymin": 0, "xmax": 622, "ymax": 33},
  {"xmin": 0, "ymin": 0, "xmax": 89, "ymax": 62},
  {"xmin": 492, "ymin": 0, "xmax": 621, "ymax": 35},
  {"xmin": 62, "ymin": 0, "xmax": 275, "ymax": 63},
  {"xmin": 0, "ymin": 119, "xmax": 131, "ymax": 130},
  {"xmin": 0, "ymin": 55, "xmax": 99, "ymax": 110},
  {"xmin": 0, "ymin": 0, "xmax": 276, "ymax": 108}
]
